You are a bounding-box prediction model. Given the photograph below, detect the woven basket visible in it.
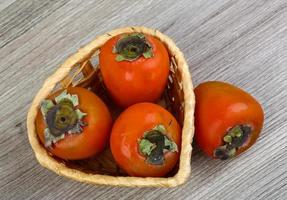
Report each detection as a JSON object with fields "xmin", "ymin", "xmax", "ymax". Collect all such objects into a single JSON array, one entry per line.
[{"xmin": 27, "ymin": 26, "xmax": 195, "ymax": 187}]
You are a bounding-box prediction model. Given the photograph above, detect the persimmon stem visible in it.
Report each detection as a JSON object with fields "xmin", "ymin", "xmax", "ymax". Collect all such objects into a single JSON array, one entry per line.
[
  {"xmin": 214, "ymin": 125, "xmax": 252, "ymax": 160},
  {"xmin": 138, "ymin": 125, "xmax": 178, "ymax": 165},
  {"xmin": 113, "ymin": 33, "xmax": 153, "ymax": 62},
  {"xmin": 40, "ymin": 90, "xmax": 87, "ymax": 147}
]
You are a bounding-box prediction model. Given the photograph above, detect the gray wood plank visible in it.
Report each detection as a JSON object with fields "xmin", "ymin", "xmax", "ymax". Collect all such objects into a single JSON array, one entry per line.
[
  {"xmin": 0, "ymin": 0, "xmax": 71, "ymax": 48},
  {"xmin": 0, "ymin": 0, "xmax": 287, "ymax": 199},
  {"xmin": 0, "ymin": 0, "xmax": 17, "ymax": 12}
]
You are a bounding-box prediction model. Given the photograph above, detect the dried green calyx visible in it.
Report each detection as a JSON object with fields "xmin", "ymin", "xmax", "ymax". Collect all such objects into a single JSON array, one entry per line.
[
  {"xmin": 214, "ymin": 125, "xmax": 252, "ymax": 160},
  {"xmin": 40, "ymin": 90, "xmax": 87, "ymax": 147},
  {"xmin": 138, "ymin": 125, "xmax": 178, "ymax": 165},
  {"xmin": 113, "ymin": 33, "xmax": 153, "ymax": 62}
]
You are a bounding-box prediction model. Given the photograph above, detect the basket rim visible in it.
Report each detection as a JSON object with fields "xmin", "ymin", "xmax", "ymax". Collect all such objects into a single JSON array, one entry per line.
[{"xmin": 26, "ymin": 26, "xmax": 195, "ymax": 187}]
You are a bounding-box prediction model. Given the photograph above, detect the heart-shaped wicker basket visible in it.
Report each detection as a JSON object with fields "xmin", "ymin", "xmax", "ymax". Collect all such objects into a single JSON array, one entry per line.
[{"xmin": 27, "ymin": 26, "xmax": 195, "ymax": 187}]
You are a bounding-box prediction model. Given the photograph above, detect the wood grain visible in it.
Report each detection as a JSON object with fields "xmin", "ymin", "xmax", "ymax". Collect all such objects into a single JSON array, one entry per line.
[{"xmin": 0, "ymin": 0, "xmax": 286, "ymax": 199}]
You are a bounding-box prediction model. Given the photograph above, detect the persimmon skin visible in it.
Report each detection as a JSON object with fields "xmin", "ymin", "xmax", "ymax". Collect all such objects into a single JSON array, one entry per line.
[
  {"xmin": 194, "ymin": 81, "xmax": 264, "ymax": 159},
  {"xmin": 99, "ymin": 34, "xmax": 170, "ymax": 108},
  {"xmin": 36, "ymin": 87, "xmax": 112, "ymax": 160}
]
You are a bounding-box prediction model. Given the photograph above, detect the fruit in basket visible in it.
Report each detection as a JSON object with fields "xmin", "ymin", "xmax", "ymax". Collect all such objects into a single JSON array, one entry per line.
[
  {"xmin": 194, "ymin": 81, "xmax": 264, "ymax": 160},
  {"xmin": 99, "ymin": 33, "xmax": 170, "ymax": 107},
  {"xmin": 110, "ymin": 103, "xmax": 181, "ymax": 177},
  {"xmin": 35, "ymin": 87, "xmax": 112, "ymax": 160}
]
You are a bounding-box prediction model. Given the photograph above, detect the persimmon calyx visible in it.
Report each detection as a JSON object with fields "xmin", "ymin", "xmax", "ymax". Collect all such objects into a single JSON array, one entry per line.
[
  {"xmin": 40, "ymin": 90, "xmax": 87, "ymax": 147},
  {"xmin": 113, "ymin": 33, "xmax": 153, "ymax": 62},
  {"xmin": 139, "ymin": 125, "xmax": 178, "ymax": 165},
  {"xmin": 214, "ymin": 125, "xmax": 252, "ymax": 160}
]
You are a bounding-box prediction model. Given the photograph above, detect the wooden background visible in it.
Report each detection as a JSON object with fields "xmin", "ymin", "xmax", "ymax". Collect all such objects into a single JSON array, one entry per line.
[{"xmin": 1, "ymin": 0, "xmax": 287, "ymax": 199}]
